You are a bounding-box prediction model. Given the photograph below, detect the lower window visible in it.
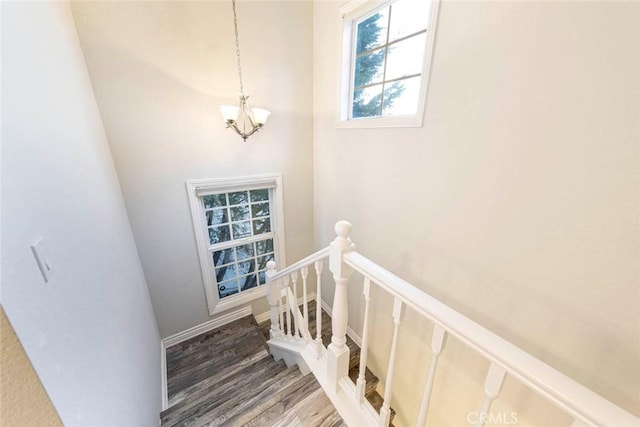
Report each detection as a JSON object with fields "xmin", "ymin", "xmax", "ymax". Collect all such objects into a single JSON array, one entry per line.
[{"xmin": 187, "ymin": 175, "xmax": 286, "ymax": 314}]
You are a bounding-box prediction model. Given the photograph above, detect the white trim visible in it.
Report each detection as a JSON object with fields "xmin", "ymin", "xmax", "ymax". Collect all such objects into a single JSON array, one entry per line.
[
  {"xmin": 160, "ymin": 341, "xmax": 168, "ymax": 411},
  {"xmin": 337, "ymin": 0, "xmax": 441, "ymax": 129},
  {"xmin": 162, "ymin": 306, "xmax": 253, "ymax": 348},
  {"xmin": 186, "ymin": 173, "xmax": 287, "ymax": 315},
  {"xmin": 254, "ymin": 292, "xmax": 317, "ymax": 324},
  {"xmin": 210, "ymin": 286, "xmax": 267, "ymax": 316}
]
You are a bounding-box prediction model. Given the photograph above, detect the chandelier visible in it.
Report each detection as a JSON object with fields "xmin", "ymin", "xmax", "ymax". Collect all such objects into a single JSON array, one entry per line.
[{"xmin": 220, "ymin": 0, "xmax": 270, "ymax": 142}]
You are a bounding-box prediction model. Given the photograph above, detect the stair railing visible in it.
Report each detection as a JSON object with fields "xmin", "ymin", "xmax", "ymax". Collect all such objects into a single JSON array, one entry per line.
[
  {"xmin": 265, "ymin": 221, "xmax": 639, "ymax": 427},
  {"xmin": 266, "ymin": 246, "xmax": 330, "ymax": 358}
]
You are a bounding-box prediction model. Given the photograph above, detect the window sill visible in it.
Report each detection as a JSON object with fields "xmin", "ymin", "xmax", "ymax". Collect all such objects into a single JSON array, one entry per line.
[
  {"xmin": 209, "ymin": 286, "xmax": 266, "ymax": 316},
  {"xmin": 336, "ymin": 115, "xmax": 424, "ymax": 129}
]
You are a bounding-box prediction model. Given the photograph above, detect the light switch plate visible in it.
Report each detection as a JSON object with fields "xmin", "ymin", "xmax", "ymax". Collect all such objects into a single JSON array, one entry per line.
[{"xmin": 31, "ymin": 238, "xmax": 53, "ymax": 283}]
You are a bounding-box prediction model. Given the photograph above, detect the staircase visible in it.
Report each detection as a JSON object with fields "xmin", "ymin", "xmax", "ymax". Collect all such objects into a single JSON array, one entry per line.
[
  {"xmin": 159, "ymin": 220, "xmax": 639, "ymax": 427},
  {"xmin": 160, "ymin": 315, "xmax": 346, "ymax": 427},
  {"xmin": 258, "ymin": 300, "xmax": 395, "ymax": 424}
]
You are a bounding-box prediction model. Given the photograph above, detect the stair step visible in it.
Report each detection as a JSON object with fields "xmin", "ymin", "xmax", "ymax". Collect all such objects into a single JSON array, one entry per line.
[
  {"xmin": 167, "ymin": 347, "xmax": 270, "ymax": 408},
  {"xmin": 225, "ymin": 370, "xmax": 318, "ymax": 426},
  {"xmin": 166, "ymin": 316, "xmax": 268, "ymax": 401},
  {"xmin": 366, "ymin": 391, "xmax": 396, "ymax": 425},
  {"xmin": 176, "ymin": 365, "xmax": 304, "ymax": 427},
  {"xmin": 270, "ymin": 387, "xmax": 346, "ymax": 427},
  {"xmin": 161, "ymin": 355, "xmax": 286, "ymax": 426}
]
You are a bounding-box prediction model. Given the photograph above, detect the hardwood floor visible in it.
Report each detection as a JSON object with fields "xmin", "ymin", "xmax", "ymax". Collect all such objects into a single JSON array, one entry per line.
[{"xmin": 161, "ymin": 315, "xmax": 345, "ymax": 427}]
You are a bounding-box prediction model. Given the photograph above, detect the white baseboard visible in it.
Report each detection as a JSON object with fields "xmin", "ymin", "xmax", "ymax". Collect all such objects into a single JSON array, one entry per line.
[
  {"xmin": 160, "ymin": 341, "xmax": 168, "ymax": 411},
  {"xmin": 162, "ymin": 306, "xmax": 253, "ymax": 348},
  {"xmin": 254, "ymin": 292, "xmax": 317, "ymax": 324}
]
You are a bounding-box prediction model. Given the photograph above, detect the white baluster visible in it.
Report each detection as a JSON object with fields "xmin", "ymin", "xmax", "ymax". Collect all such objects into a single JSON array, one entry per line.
[
  {"xmin": 475, "ymin": 363, "xmax": 507, "ymax": 427},
  {"xmin": 356, "ymin": 277, "xmax": 372, "ymax": 403},
  {"xmin": 290, "ymin": 270, "xmax": 300, "ymax": 338},
  {"xmin": 314, "ymin": 260, "xmax": 324, "ymax": 358},
  {"xmin": 283, "ymin": 276, "xmax": 292, "ymax": 338},
  {"xmin": 278, "ymin": 288, "xmax": 284, "ymax": 336},
  {"xmin": 379, "ymin": 297, "xmax": 405, "ymax": 427},
  {"xmin": 301, "ymin": 266, "xmax": 309, "ymax": 341},
  {"xmin": 416, "ymin": 324, "xmax": 447, "ymax": 427},
  {"xmin": 265, "ymin": 261, "xmax": 280, "ymax": 339},
  {"xmin": 327, "ymin": 221, "xmax": 355, "ymax": 393}
]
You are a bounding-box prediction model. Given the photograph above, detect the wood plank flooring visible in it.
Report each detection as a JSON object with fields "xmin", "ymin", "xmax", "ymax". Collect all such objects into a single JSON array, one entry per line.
[{"xmin": 162, "ymin": 315, "xmax": 345, "ymax": 427}]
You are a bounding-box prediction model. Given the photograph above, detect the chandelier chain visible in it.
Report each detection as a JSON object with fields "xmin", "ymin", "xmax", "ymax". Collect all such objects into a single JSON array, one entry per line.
[{"xmin": 231, "ymin": 0, "xmax": 245, "ymax": 97}]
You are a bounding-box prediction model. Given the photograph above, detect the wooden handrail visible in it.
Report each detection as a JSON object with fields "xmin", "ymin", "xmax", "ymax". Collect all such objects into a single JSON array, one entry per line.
[{"xmin": 268, "ymin": 247, "xmax": 330, "ymax": 282}]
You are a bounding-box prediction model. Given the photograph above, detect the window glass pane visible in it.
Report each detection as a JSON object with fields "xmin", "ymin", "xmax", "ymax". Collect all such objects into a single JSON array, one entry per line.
[
  {"xmin": 353, "ymin": 84, "xmax": 383, "ymax": 118},
  {"xmin": 251, "ymin": 202, "xmax": 270, "ymax": 218},
  {"xmin": 355, "ymin": 9, "xmax": 388, "ymax": 54},
  {"xmin": 203, "ymin": 194, "xmax": 226, "ymax": 208},
  {"xmin": 212, "ymin": 248, "xmax": 235, "ymax": 267},
  {"xmin": 382, "ymin": 76, "xmax": 421, "ymax": 116},
  {"xmin": 232, "ymin": 221, "xmax": 251, "ymax": 239},
  {"xmin": 250, "ymin": 189, "xmax": 269, "ymax": 202},
  {"xmin": 253, "ymin": 218, "xmax": 271, "ymax": 235},
  {"xmin": 218, "ymin": 279, "xmax": 238, "ymax": 298},
  {"xmin": 209, "ymin": 225, "xmax": 231, "ymax": 244},
  {"xmin": 385, "ymin": 33, "xmax": 426, "ymax": 81},
  {"xmin": 228, "ymin": 191, "xmax": 248, "ymax": 205},
  {"xmin": 240, "ymin": 273, "xmax": 258, "ymax": 291},
  {"xmin": 388, "ymin": 0, "xmax": 429, "ymax": 42},
  {"xmin": 230, "ymin": 205, "xmax": 250, "ymax": 222},
  {"xmin": 256, "ymin": 253, "xmax": 274, "ymax": 270},
  {"xmin": 237, "ymin": 259, "xmax": 256, "ymax": 276},
  {"xmin": 206, "ymin": 208, "xmax": 228, "ymax": 226},
  {"xmin": 215, "ymin": 263, "xmax": 238, "ymax": 282},
  {"xmin": 255, "ymin": 238, "xmax": 274, "ymax": 255},
  {"xmin": 258, "ymin": 271, "xmax": 267, "ymax": 285},
  {"xmin": 354, "ymin": 48, "xmax": 385, "ymax": 88},
  {"xmin": 235, "ymin": 243, "xmax": 254, "ymax": 261}
]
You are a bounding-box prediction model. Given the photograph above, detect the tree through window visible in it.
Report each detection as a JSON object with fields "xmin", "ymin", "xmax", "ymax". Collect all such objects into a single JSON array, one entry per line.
[
  {"xmin": 204, "ymin": 189, "xmax": 275, "ymax": 298},
  {"xmin": 340, "ymin": 0, "xmax": 439, "ymax": 126}
]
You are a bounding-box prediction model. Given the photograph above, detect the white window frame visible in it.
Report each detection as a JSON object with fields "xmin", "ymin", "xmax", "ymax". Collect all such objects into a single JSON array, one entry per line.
[
  {"xmin": 337, "ymin": 0, "xmax": 440, "ymax": 129},
  {"xmin": 186, "ymin": 174, "xmax": 287, "ymax": 315}
]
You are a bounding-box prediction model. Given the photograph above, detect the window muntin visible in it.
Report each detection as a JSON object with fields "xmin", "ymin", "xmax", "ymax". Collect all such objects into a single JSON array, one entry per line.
[
  {"xmin": 186, "ymin": 174, "xmax": 285, "ymax": 315},
  {"xmin": 203, "ymin": 189, "xmax": 275, "ymax": 299},
  {"xmin": 340, "ymin": 0, "xmax": 439, "ymax": 127}
]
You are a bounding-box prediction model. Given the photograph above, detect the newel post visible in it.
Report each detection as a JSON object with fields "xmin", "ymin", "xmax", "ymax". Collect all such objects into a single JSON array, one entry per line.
[
  {"xmin": 326, "ymin": 220, "xmax": 355, "ymax": 393},
  {"xmin": 265, "ymin": 261, "xmax": 280, "ymax": 339}
]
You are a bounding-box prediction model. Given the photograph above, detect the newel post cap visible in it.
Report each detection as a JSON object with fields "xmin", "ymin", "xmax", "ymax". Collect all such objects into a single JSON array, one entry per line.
[
  {"xmin": 265, "ymin": 261, "xmax": 277, "ymax": 281},
  {"xmin": 330, "ymin": 220, "xmax": 355, "ymax": 277},
  {"xmin": 334, "ymin": 220, "xmax": 352, "ymax": 242}
]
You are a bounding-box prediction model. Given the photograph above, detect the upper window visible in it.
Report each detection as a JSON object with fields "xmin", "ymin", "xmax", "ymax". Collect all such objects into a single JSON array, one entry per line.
[
  {"xmin": 186, "ymin": 175, "xmax": 286, "ymax": 315},
  {"xmin": 339, "ymin": 0, "xmax": 440, "ymax": 128}
]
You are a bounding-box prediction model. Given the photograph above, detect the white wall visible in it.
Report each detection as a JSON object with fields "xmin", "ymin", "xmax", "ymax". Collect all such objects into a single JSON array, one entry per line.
[
  {"xmin": 314, "ymin": 1, "xmax": 639, "ymax": 426},
  {"xmin": 1, "ymin": 2, "xmax": 161, "ymax": 426},
  {"xmin": 71, "ymin": 1, "xmax": 314, "ymax": 338}
]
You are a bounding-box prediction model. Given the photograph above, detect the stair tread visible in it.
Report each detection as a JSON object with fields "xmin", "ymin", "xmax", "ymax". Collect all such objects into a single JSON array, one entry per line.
[
  {"xmin": 227, "ymin": 371, "xmax": 319, "ymax": 426},
  {"xmin": 176, "ymin": 365, "xmax": 304, "ymax": 427},
  {"xmin": 166, "ymin": 347, "xmax": 271, "ymax": 409},
  {"xmin": 166, "ymin": 316, "xmax": 268, "ymax": 400},
  {"xmin": 269, "ymin": 387, "xmax": 346, "ymax": 427},
  {"xmin": 161, "ymin": 353, "xmax": 286, "ymax": 426}
]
